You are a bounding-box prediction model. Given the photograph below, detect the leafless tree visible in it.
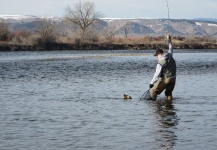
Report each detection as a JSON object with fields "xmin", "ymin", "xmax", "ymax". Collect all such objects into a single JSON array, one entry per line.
[
  {"xmin": 104, "ymin": 24, "xmax": 116, "ymax": 41},
  {"xmin": 0, "ymin": 19, "xmax": 10, "ymax": 41},
  {"xmin": 123, "ymin": 23, "xmax": 131, "ymax": 38},
  {"xmin": 35, "ymin": 18, "xmax": 58, "ymax": 47},
  {"xmin": 65, "ymin": 1, "xmax": 103, "ymax": 42}
]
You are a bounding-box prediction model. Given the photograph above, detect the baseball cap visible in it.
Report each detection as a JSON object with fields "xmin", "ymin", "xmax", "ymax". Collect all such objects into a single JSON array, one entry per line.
[{"xmin": 153, "ymin": 49, "xmax": 164, "ymax": 56}]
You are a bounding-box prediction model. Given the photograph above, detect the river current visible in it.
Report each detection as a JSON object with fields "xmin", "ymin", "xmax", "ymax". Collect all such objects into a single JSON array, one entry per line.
[{"xmin": 0, "ymin": 49, "xmax": 217, "ymax": 150}]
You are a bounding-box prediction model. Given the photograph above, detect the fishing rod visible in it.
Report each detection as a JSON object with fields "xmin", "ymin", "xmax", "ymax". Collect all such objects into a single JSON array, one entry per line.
[
  {"xmin": 140, "ymin": 1, "xmax": 171, "ymax": 100},
  {"xmin": 166, "ymin": 0, "xmax": 170, "ymax": 34}
]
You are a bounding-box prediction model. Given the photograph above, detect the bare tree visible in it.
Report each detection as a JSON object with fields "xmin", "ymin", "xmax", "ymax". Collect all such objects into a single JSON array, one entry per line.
[
  {"xmin": 104, "ymin": 24, "xmax": 116, "ymax": 41},
  {"xmin": 0, "ymin": 19, "xmax": 10, "ymax": 41},
  {"xmin": 65, "ymin": 1, "xmax": 103, "ymax": 42},
  {"xmin": 123, "ymin": 23, "xmax": 131, "ymax": 38},
  {"xmin": 35, "ymin": 18, "xmax": 58, "ymax": 47}
]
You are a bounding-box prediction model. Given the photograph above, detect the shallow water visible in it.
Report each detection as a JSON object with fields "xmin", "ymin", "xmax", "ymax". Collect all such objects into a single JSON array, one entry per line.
[{"xmin": 0, "ymin": 50, "xmax": 217, "ymax": 150}]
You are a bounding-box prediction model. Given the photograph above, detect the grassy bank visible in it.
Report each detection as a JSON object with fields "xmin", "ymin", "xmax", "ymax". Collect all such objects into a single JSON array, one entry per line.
[{"xmin": 0, "ymin": 36, "xmax": 217, "ymax": 51}]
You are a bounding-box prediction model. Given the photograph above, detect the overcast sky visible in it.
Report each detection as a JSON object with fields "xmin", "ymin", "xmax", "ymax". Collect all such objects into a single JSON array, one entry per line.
[{"xmin": 0, "ymin": 0, "xmax": 217, "ymax": 19}]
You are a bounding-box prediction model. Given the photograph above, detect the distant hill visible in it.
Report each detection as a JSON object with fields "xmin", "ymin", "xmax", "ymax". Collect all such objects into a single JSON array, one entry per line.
[
  {"xmin": 101, "ymin": 18, "xmax": 217, "ymax": 37},
  {"xmin": 193, "ymin": 18, "xmax": 217, "ymax": 23},
  {"xmin": 1, "ymin": 15, "xmax": 217, "ymax": 37}
]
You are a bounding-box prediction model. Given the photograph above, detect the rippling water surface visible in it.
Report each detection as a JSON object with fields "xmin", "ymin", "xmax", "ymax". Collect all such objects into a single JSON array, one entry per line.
[{"xmin": 1, "ymin": 50, "xmax": 217, "ymax": 150}]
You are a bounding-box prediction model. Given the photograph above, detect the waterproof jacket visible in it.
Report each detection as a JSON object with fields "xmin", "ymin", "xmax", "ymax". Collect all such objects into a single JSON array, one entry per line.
[{"xmin": 150, "ymin": 40, "xmax": 176, "ymax": 84}]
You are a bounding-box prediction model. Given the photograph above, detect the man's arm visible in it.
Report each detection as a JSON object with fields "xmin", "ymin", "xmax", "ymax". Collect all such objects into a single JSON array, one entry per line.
[
  {"xmin": 150, "ymin": 63, "xmax": 162, "ymax": 85},
  {"xmin": 167, "ymin": 34, "xmax": 173, "ymax": 55}
]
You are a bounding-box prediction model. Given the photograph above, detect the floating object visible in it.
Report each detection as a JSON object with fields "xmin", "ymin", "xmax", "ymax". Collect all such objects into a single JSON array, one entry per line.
[{"xmin": 123, "ymin": 94, "xmax": 132, "ymax": 99}]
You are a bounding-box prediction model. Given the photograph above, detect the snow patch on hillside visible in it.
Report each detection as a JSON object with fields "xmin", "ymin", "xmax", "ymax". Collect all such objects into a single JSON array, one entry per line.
[
  {"xmin": 208, "ymin": 23, "xmax": 217, "ymax": 27},
  {"xmin": 195, "ymin": 22, "xmax": 202, "ymax": 26},
  {"xmin": 0, "ymin": 15, "xmax": 59, "ymax": 21},
  {"xmin": 0, "ymin": 15, "xmax": 37, "ymax": 20}
]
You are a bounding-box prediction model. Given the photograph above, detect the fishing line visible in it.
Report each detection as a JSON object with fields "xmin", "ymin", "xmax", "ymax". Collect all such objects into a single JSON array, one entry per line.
[
  {"xmin": 165, "ymin": 0, "xmax": 170, "ymax": 34},
  {"xmin": 166, "ymin": 0, "xmax": 170, "ymax": 20}
]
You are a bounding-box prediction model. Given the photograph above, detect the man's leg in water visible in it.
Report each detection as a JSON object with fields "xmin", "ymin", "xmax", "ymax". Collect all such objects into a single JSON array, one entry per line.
[
  {"xmin": 151, "ymin": 79, "xmax": 167, "ymax": 100},
  {"xmin": 165, "ymin": 78, "xmax": 176, "ymax": 100}
]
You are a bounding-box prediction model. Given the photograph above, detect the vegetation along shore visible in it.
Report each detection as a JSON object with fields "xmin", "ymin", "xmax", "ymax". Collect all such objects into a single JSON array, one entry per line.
[
  {"xmin": 0, "ymin": 1, "xmax": 217, "ymax": 51},
  {"xmin": 0, "ymin": 36, "xmax": 217, "ymax": 51}
]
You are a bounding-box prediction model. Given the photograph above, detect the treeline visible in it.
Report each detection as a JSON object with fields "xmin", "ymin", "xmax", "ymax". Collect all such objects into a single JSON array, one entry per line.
[{"xmin": 0, "ymin": 1, "xmax": 217, "ymax": 51}]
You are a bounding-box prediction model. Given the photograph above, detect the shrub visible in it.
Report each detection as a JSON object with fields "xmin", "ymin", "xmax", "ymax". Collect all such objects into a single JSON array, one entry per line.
[
  {"xmin": 11, "ymin": 29, "xmax": 32, "ymax": 44},
  {"xmin": 0, "ymin": 19, "xmax": 10, "ymax": 41}
]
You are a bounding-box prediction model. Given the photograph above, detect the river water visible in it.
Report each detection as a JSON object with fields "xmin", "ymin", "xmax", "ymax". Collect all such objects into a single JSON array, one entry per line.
[{"xmin": 0, "ymin": 49, "xmax": 217, "ymax": 150}]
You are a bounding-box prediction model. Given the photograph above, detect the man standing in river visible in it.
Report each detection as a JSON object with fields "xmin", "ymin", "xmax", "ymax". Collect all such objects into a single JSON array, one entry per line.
[{"xmin": 149, "ymin": 34, "xmax": 176, "ymax": 100}]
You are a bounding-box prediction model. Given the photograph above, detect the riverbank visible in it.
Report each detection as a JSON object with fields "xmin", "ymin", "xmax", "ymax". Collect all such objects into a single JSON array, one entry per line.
[{"xmin": 0, "ymin": 41, "xmax": 217, "ymax": 51}]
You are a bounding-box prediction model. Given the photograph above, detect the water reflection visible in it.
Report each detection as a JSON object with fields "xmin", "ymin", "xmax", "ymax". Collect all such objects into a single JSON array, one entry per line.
[
  {"xmin": 154, "ymin": 100, "xmax": 179, "ymax": 127},
  {"xmin": 148, "ymin": 100, "xmax": 179, "ymax": 150}
]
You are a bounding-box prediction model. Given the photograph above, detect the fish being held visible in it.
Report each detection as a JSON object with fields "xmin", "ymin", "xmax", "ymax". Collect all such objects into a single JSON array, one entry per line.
[{"xmin": 123, "ymin": 94, "xmax": 132, "ymax": 99}]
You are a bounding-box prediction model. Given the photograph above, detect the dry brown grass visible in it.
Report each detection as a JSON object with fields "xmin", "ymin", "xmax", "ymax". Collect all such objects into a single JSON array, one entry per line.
[{"xmin": 1, "ymin": 32, "xmax": 217, "ymax": 50}]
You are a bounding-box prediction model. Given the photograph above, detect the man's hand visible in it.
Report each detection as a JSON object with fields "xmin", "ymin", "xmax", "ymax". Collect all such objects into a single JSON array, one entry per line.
[
  {"xmin": 167, "ymin": 34, "xmax": 171, "ymax": 40},
  {"xmin": 149, "ymin": 84, "xmax": 154, "ymax": 89}
]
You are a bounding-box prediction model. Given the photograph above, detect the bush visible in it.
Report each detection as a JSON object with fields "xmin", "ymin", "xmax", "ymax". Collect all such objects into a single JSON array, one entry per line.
[
  {"xmin": 0, "ymin": 19, "xmax": 10, "ymax": 41},
  {"xmin": 11, "ymin": 29, "xmax": 32, "ymax": 44}
]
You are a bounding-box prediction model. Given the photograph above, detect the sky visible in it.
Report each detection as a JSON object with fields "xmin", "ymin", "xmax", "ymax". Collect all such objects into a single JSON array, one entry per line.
[{"xmin": 0, "ymin": 0, "xmax": 217, "ymax": 19}]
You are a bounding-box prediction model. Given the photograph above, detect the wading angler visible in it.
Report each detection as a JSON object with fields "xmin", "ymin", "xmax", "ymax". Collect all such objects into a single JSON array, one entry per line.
[{"xmin": 149, "ymin": 34, "xmax": 176, "ymax": 100}]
